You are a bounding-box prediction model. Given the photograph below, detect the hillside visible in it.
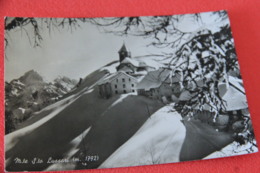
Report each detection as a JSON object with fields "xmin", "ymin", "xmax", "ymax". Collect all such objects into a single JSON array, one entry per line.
[
  {"xmin": 4, "ymin": 25, "xmax": 250, "ymax": 171},
  {"xmin": 99, "ymin": 105, "xmax": 186, "ymax": 168},
  {"xmin": 5, "ymin": 64, "xmax": 164, "ymax": 171},
  {"xmin": 98, "ymin": 105, "xmax": 235, "ymax": 169},
  {"xmin": 74, "ymin": 95, "xmax": 163, "ymax": 170}
]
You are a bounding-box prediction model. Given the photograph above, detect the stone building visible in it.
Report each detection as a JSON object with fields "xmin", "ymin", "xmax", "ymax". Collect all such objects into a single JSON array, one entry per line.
[
  {"xmin": 98, "ymin": 72, "xmax": 138, "ymax": 98},
  {"xmin": 98, "ymin": 43, "xmax": 158, "ymax": 98},
  {"xmin": 136, "ymin": 68, "xmax": 182, "ymax": 102}
]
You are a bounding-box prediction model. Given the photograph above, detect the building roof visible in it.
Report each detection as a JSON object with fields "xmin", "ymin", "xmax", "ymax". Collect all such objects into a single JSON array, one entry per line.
[
  {"xmin": 222, "ymin": 76, "xmax": 247, "ymax": 111},
  {"xmin": 178, "ymin": 90, "xmax": 193, "ymax": 101},
  {"xmin": 118, "ymin": 66, "xmax": 134, "ymax": 73},
  {"xmin": 97, "ymin": 71, "xmax": 137, "ymax": 85},
  {"xmin": 182, "ymin": 76, "xmax": 248, "ymax": 111},
  {"xmin": 136, "ymin": 68, "xmax": 172, "ymax": 90},
  {"xmin": 121, "ymin": 57, "xmax": 140, "ymax": 67}
]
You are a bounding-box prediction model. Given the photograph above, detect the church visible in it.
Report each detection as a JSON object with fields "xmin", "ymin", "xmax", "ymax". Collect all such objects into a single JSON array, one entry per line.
[
  {"xmin": 116, "ymin": 44, "xmax": 156, "ymax": 76},
  {"xmin": 98, "ymin": 43, "xmax": 182, "ymax": 100},
  {"xmin": 98, "ymin": 44, "xmax": 143, "ymax": 98}
]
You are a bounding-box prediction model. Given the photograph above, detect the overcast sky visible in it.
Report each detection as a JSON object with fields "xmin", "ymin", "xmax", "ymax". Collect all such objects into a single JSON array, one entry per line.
[{"xmin": 5, "ymin": 12, "xmax": 229, "ymax": 82}]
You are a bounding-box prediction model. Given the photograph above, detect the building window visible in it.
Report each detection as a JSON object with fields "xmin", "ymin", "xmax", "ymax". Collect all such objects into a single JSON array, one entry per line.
[
  {"xmin": 123, "ymin": 90, "xmax": 126, "ymax": 93},
  {"xmin": 132, "ymin": 84, "xmax": 134, "ymax": 87},
  {"xmin": 115, "ymin": 90, "xmax": 118, "ymax": 94},
  {"xmin": 116, "ymin": 79, "xmax": 118, "ymax": 82},
  {"xmin": 123, "ymin": 84, "xmax": 126, "ymax": 88},
  {"xmin": 129, "ymin": 78, "xmax": 131, "ymax": 82},
  {"xmin": 122, "ymin": 78, "xmax": 125, "ymax": 82},
  {"xmin": 132, "ymin": 90, "xmax": 135, "ymax": 92},
  {"xmin": 115, "ymin": 84, "xmax": 117, "ymax": 89}
]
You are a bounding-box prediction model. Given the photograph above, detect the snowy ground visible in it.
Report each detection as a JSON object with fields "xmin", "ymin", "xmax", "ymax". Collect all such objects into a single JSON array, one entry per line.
[
  {"xmin": 5, "ymin": 87, "xmax": 93, "ymax": 153},
  {"xmin": 44, "ymin": 127, "xmax": 92, "ymax": 171},
  {"xmin": 99, "ymin": 105, "xmax": 186, "ymax": 168},
  {"xmin": 204, "ymin": 140, "xmax": 258, "ymax": 159},
  {"xmin": 99, "ymin": 62, "xmax": 120, "ymax": 74}
]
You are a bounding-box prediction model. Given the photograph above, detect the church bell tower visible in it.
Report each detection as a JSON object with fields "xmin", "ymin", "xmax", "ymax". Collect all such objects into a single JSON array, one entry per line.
[{"xmin": 118, "ymin": 43, "xmax": 131, "ymax": 62}]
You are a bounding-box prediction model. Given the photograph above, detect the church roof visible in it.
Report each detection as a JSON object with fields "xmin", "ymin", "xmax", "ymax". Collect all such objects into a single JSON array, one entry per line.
[
  {"xmin": 97, "ymin": 71, "xmax": 137, "ymax": 85},
  {"xmin": 121, "ymin": 57, "xmax": 140, "ymax": 67},
  {"xmin": 118, "ymin": 43, "xmax": 127, "ymax": 53}
]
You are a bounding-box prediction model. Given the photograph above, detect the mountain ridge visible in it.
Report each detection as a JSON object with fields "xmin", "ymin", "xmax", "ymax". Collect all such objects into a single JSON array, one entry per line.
[{"xmin": 5, "ymin": 70, "xmax": 78, "ymax": 134}]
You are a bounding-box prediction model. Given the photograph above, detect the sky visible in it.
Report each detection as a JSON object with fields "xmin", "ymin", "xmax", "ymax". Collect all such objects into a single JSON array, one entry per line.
[{"xmin": 5, "ymin": 11, "xmax": 229, "ymax": 82}]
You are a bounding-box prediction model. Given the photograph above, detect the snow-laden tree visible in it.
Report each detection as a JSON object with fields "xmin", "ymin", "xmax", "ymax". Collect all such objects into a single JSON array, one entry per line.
[
  {"xmin": 89, "ymin": 12, "xmax": 256, "ymax": 149},
  {"xmin": 5, "ymin": 12, "xmax": 254, "ymax": 147},
  {"xmin": 171, "ymin": 27, "xmax": 239, "ymax": 120},
  {"xmin": 4, "ymin": 17, "xmax": 89, "ymax": 48},
  {"xmin": 4, "ymin": 12, "xmax": 239, "ymax": 120},
  {"xmin": 89, "ymin": 11, "xmax": 239, "ymax": 119}
]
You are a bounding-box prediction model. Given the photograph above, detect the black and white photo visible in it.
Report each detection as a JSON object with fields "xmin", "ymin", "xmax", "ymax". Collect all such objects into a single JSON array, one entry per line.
[{"xmin": 4, "ymin": 11, "xmax": 258, "ymax": 171}]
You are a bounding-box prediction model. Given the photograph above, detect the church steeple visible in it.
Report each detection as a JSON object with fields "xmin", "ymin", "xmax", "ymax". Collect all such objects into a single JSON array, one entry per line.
[
  {"xmin": 119, "ymin": 43, "xmax": 127, "ymax": 53},
  {"xmin": 118, "ymin": 43, "xmax": 131, "ymax": 62}
]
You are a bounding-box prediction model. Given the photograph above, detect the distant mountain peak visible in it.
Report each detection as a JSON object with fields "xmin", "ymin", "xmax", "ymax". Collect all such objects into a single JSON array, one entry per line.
[
  {"xmin": 19, "ymin": 70, "xmax": 44, "ymax": 84},
  {"xmin": 5, "ymin": 71, "xmax": 78, "ymax": 130}
]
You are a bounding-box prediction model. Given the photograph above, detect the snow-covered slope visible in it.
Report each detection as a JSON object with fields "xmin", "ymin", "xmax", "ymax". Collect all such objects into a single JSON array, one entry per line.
[
  {"xmin": 99, "ymin": 105, "xmax": 186, "ymax": 168},
  {"xmin": 204, "ymin": 140, "xmax": 258, "ymax": 159},
  {"xmin": 5, "ymin": 92, "xmax": 83, "ymax": 152},
  {"xmin": 99, "ymin": 61, "xmax": 120, "ymax": 74}
]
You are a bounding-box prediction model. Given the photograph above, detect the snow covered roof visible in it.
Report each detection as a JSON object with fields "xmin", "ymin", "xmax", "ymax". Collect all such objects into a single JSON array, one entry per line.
[
  {"xmin": 228, "ymin": 76, "xmax": 245, "ymax": 93},
  {"xmin": 139, "ymin": 60, "xmax": 160, "ymax": 70},
  {"xmin": 121, "ymin": 58, "xmax": 140, "ymax": 67},
  {"xmin": 178, "ymin": 90, "xmax": 193, "ymax": 101},
  {"xmin": 138, "ymin": 61, "xmax": 147, "ymax": 67},
  {"xmin": 187, "ymin": 76, "xmax": 248, "ymax": 111},
  {"xmin": 119, "ymin": 55, "xmax": 163, "ymax": 69},
  {"xmin": 222, "ymin": 76, "xmax": 247, "ymax": 111},
  {"xmin": 134, "ymin": 55, "xmax": 165, "ymax": 69},
  {"xmin": 118, "ymin": 66, "xmax": 134, "ymax": 73},
  {"xmin": 97, "ymin": 71, "xmax": 137, "ymax": 85},
  {"xmin": 136, "ymin": 68, "xmax": 172, "ymax": 90}
]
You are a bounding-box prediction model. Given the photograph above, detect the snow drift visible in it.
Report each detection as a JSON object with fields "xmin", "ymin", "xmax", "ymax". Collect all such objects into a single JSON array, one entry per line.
[{"xmin": 100, "ymin": 105, "xmax": 186, "ymax": 168}]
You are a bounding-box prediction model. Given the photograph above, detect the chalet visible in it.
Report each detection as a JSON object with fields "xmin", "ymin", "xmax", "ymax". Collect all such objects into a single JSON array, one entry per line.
[
  {"xmin": 98, "ymin": 72, "xmax": 138, "ymax": 99},
  {"xmin": 136, "ymin": 68, "xmax": 182, "ymax": 102}
]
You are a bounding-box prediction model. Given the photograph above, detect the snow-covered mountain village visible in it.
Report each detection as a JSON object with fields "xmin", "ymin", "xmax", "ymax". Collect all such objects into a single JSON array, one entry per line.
[{"xmin": 4, "ymin": 12, "xmax": 258, "ymax": 172}]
